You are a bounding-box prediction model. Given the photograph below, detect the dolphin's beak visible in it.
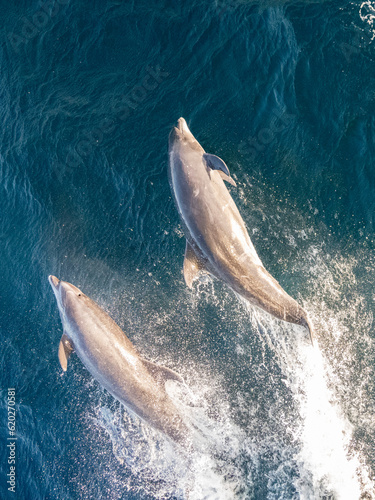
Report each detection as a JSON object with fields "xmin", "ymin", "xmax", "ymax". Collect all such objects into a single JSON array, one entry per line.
[
  {"xmin": 49, "ymin": 275, "xmax": 60, "ymax": 289},
  {"xmin": 177, "ymin": 117, "xmax": 190, "ymax": 134},
  {"xmin": 169, "ymin": 117, "xmax": 193, "ymax": 151}
]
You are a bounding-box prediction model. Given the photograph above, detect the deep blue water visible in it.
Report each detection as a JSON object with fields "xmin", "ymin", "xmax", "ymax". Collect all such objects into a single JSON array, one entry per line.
[{"xmin": 1, "ymin": 1, "xmax": 375, "ymax": 498}]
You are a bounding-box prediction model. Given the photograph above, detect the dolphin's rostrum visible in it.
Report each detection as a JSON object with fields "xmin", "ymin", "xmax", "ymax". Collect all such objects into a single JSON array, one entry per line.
[
  {"xmin": 168, "ymin": 118, "xmax": 314, "ymax": 344},
  {"xmin": 48, "ymin": 275, "xmax": 189, "ymax": 444}
]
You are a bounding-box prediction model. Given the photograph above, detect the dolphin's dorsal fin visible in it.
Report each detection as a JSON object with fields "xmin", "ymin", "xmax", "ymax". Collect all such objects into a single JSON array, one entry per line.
[
  {"xmin": 183, "ymin": 241, "xmax": 207, "ymax": 288},
  {"xmin": 142, "ymin": 359, "xmax": 184, "ymax": 386},
  {"xmin": 58, "ymin": 333, "xmax": 74, "ymax": 372},
  {"xmin": 218, "ymin": 170, "xmax": 237, "ymax": 187},
  {"xmin": 203, "ymin": 153, "xmax": 237, "ymax": 186}
]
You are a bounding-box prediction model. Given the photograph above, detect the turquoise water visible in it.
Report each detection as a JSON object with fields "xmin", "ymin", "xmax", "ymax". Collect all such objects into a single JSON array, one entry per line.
[{"xmin": 1, "ymin": 1, "xmax": 375, "ymax": 498}]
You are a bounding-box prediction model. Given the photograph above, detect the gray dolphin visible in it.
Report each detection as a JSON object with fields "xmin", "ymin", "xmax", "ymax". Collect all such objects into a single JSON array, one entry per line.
[
  {"xmin": 48, "ymin": 275, "xmax": 189, "ymax": 444},
  {"xmin": 168, "ymin": 118, "xmax": 314, "ymax": 344}
]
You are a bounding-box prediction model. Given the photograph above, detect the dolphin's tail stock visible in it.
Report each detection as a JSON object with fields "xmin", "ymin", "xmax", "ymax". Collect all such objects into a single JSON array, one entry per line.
[{"xmin": 299, "ymin": 315, "xmax": 314, "ymax": 346}]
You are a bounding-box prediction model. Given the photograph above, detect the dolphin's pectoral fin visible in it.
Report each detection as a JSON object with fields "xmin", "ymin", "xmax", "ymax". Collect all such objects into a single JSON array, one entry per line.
[
  {"xmin": 203, "ymin": 153, "xmax": 237, "ymax": 186},
  {"xmin": 58, "ymin": 333, "xmax": 74, "ymax": 372},
  {"xmin": 183, "ymin": 241, "xmax": 207, "ymax": 288},
  {"xmin": 142, "ymin": 359, "xmax": 185, "ymax": 386}
]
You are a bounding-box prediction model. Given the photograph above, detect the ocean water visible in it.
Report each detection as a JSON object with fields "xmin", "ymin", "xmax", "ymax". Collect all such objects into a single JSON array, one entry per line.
[{"xmin": 1, "ymin": 0, "xmax": 375, "ymax": 498}]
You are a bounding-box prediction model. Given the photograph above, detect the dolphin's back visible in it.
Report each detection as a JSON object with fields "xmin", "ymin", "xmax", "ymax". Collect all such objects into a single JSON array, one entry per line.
[
  {"xmin": 50, "ymin": 278, "xmax": 189, "ymax": 443},
  {"xmin": 74, "ymin": 303, "xmax": 187, "ymax": 439},
  {"xmin": 168, "ymin": 118, "xmax": 313, "ymax": 342},
  {"xmin": 174, "ymin": 167, "xmax": 302, "ymax": 323},
  {"xmin": 170, "ymin": 148, "xmax": 261, "ymax": 264}
]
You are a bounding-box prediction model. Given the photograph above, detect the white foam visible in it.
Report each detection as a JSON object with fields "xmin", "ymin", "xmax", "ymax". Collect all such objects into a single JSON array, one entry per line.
[
  {"xmin": 92, "ymin": 380, "xmax": 252, "ymax": 499},
  {"xmin": 360, "ymin": 1, "xmax": 375, "ymax": 33},
  {"xmin": 293, "ymin": 343, "xmax": 361, "ymax": 499},
  {"xmin": 87, "ymin": 223, "xmax": 375, "ymax": 499}
]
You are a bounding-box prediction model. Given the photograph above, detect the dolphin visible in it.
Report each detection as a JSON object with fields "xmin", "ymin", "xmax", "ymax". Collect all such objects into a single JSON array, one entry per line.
[
  {"xmin": 168, "ymin": 118, "xmax": 314, "ymax": 344},
  {"xmin": 48, "ymin": 275, "xmax": 190, "ymax": 444}
]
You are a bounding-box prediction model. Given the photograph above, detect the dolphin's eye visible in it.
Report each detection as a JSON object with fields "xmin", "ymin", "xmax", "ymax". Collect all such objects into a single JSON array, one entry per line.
[{"xmin": 78, "ymin": 294, "xmax": 81, "ymax": 297}]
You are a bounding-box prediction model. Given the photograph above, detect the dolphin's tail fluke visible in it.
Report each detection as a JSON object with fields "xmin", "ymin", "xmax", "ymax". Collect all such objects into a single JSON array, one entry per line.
[{"xmin": 299, "ymin": 315, "xmax": 314, "ymax": 346}]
